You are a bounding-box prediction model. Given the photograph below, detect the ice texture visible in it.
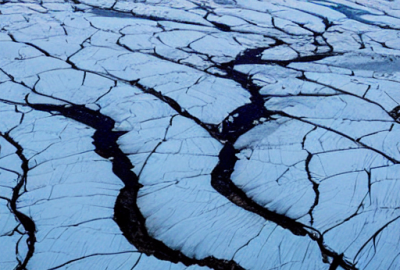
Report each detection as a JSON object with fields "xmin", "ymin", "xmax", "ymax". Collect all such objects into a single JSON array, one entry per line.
[{"xmin": 1, "ymin": 0, "xmax": 400, "ymax": 269}]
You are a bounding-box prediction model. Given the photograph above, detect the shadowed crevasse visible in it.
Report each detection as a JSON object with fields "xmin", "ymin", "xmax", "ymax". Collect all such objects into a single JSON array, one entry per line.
[
  {"xmin": 27, "ymin": 103, "xmax": 244, "ymax": 270},
  {"xmin": 0, "ymin": 133, "xmax": 36, "ymax": 270},
  {"xmin": 22, "ymin": 43, "xmax": 357, "ymax": 270},
  {"xmin": 207, "ymin": 49, "xmax": 357, "ymax": 270}
]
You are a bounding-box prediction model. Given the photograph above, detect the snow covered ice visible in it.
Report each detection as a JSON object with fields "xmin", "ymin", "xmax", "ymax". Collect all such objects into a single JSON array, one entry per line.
[{"xmin": 1, "ymin": 0, "xmax": 400, "ymax": 269}]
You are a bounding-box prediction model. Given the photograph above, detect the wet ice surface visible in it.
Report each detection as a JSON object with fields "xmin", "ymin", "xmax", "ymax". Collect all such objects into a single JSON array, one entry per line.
[{"xmin": 1, "ymin": 0, "xmax": 400, "ymax": 270}]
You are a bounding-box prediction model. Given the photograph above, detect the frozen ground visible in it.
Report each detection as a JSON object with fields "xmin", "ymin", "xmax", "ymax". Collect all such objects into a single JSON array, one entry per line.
[{"xmin": 1, "ymin": 0, "xmax": 400, "ymax": 269}]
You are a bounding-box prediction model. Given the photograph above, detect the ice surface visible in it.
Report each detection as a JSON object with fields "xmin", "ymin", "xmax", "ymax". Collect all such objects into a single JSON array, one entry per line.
[
  {"xmin": 261, "ymin": 45, "xmax": 298, "ymax": 61},
  {"xmin": 233, "ymin": 117, "xmax": 315, "ymax": 220},
  {"xmin": 35, "ymin": 69, "xmax": 114, "ymax": 105},
  {"xmin": 1, "ymin": 0, "xmax": 400, "ymax": 269}
]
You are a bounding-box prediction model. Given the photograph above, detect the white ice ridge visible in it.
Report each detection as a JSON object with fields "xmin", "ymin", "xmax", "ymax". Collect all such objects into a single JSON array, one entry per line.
[{"xmin": 1, "ymin": 0, "xmax": 400, "ymax": 269}]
